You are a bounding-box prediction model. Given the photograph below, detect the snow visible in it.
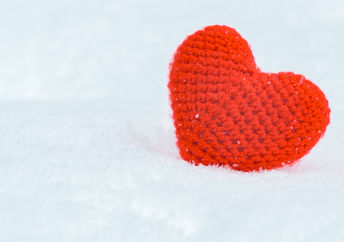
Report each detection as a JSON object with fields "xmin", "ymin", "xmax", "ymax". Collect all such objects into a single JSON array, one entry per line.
[{"xmin": 1, "ymin": 0, "xmax": 344, "ymax": 241}]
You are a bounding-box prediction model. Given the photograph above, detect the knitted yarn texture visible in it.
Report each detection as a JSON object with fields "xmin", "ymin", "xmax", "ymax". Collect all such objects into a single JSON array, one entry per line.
[{"xmin": 168, "ymin": 25, "xmax": 330, "ymax": 172}]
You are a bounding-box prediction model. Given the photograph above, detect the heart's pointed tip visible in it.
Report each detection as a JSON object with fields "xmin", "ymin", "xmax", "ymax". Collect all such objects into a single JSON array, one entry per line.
[{"xmin": 179, "ymin": 154, "xmax": 303, "ymax": 173}]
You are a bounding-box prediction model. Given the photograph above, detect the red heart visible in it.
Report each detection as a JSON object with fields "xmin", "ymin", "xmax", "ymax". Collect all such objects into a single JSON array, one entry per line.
[{"xmin": 168, "ymin": 25, "xmax": 330, "ymax": 171}]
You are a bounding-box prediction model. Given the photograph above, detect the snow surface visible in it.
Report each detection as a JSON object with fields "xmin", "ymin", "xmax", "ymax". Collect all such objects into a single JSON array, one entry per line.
[{"xmin": 1, "ymin": 0, "xmax": 344, "ymax": 241}]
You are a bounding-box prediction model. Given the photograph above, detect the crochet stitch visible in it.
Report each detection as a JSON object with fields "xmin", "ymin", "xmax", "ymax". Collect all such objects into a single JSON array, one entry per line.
[{"xmin": 168, "ymin": 25, "xmax": 330, "ymax": 172}]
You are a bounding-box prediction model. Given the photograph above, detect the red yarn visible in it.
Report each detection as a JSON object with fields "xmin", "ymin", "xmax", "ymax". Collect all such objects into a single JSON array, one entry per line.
[{"xmin": 168, "ymin": 25, "xmax": 330, "ymax": 172}]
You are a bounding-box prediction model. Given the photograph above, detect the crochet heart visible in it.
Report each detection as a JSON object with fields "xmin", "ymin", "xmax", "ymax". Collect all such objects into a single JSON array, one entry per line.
[{"xmin": 168, "ymin": 25, "xmax": 330, "ymax": 171}]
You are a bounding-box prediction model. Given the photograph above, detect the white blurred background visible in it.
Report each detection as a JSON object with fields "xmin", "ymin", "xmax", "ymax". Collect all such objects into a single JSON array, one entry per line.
[
  {"xmin": 1, "ymin": 0, "xmax": 344, "ymax": 241},
  {"xmin": 0, "ymin": 0, "xmax": 343, "ymax": 104}
]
